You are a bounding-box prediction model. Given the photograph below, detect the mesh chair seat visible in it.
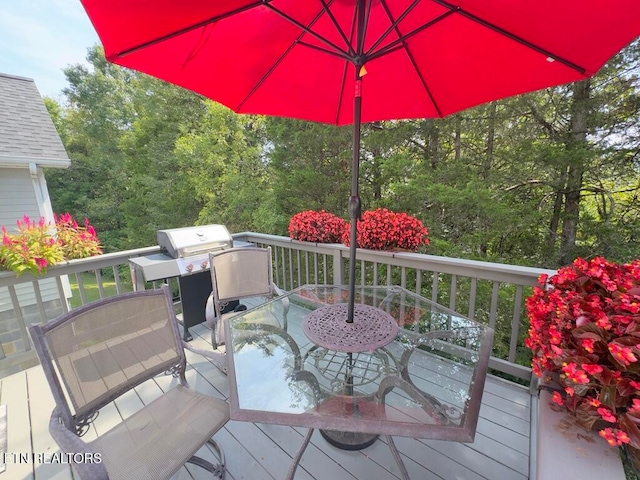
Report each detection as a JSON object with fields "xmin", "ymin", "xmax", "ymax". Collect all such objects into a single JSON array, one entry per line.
[{"xmin": 90, "ymin": 385, "xmax": 229, "ymax": 480}]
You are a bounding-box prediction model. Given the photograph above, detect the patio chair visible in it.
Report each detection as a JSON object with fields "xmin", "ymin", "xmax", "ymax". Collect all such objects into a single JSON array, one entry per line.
[
  {"xmin": 28, "ymin": 286, "xmax": 230, "ymax": 480},
  {"xmin": 205, "ymin": 246, "xmax": 289, "ymax": 349}
]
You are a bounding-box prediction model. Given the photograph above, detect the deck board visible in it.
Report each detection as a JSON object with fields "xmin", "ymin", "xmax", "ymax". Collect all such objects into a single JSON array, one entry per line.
[
  {"xmin": 0, "ymin": 315, "xmax": 533, "ymax": 480},
  {"xmin": 1, "ymin": 371, "xmax": 34, "ymax": 480}
]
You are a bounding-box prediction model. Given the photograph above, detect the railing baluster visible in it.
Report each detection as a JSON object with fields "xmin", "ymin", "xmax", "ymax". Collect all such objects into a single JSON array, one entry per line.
[
  {"xmin": 7, "ymin": 286, "xmax": 25, "ymax": 355},
  {"xmin": 361, "ymin": 260, "xmax": 366, "ymax": 287},
  {"xmin": 489, "ymin": 282, "xmax": 500, "ymax": 330},
  {"xmin": 305, "ymin": 251, "xmax": 310, "ymax": 284},
  {"xmin": 373, "ymin": 263, "xmax": 379, "ymax": 286},
  {"xmin": 414, "ymin": 270, "xmax": 422, "ymax": 331},
  {"xmin": 332, "ymin": 250, "xmax": 344, "ymax": 285},
  {"xmin": 386, "ymin": 264, "xmax": 392, "ymax": 286},
  {"xmin": 288, "ymin": 248, "xmax": 294, "ymax": 289},
  {"xmin": 468, "ymin": 278, "xmax": 477, "ymax": 320},
  {"xmin": 273, "ymin": 247, "xmax": 280, "ymax": 286},
  {"xmin": 509, "ymin": 285, "xmax": 524, "ymax": 363},
  {"xmin": 95, "ymin": 270, "xmax": 105, "ymax": 298},
  {"xmin": 32, "ymin": 280, "xmax": 47, "ymax": 322},
  {"xmin": 314, "ymin": 253, "xmax": 318, "ymax": 284},
  {"xmin": 449, "ymin": 274, "xmax": 458, "ymax": 312},
  {"xmin": 281, "ymin": 247, "xmax": 288, "ymax": 289},
  {"xmin": 297, "ymin": 250, "xmax": 302, "ymax": 288},
  {"xmin": 76, "ymin": 272, "xmax": 87, "ymax": 305},
  {"xmin": 431, "ymin": 272, "xmax": 439, "ymax": 305},
  {"xmin": 113, "ymin": 266, "xmax": 123, "ymax": 294},
  {"xmin": 55, "ymin": 277, "xmax": 70, "ymax": 314},
  {"xmin": 322, "ymin": 254, "xmax": 328, "ymax": 285},
  {"xmin": 401, "ymin": 267, "xmax": 406, "ymax": 289}
]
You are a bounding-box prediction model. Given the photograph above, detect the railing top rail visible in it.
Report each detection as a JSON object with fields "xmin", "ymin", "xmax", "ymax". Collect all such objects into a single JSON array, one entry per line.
[
  {"xmin": 0, "ymin": 246, "xmax": 162, "ymax": 288},
  {"xmin": 233, "ymin": 232, "xmax": 555, "ymax": 285}
]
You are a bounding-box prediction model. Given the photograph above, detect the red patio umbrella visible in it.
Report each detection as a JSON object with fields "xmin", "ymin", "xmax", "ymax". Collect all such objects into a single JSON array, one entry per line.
[{"xmin": 80, "ymin": 0, "xmax": 640, "ymax": 322}]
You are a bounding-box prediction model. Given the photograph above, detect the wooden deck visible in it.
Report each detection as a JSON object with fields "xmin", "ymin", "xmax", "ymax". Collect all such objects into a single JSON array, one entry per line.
[{"xmin": 0, "ymin": 312, "xmax": 533, "ymax": 480}]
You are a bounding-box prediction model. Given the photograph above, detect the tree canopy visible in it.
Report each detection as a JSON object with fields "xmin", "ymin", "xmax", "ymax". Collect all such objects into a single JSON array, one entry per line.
[{"xmin": 44, "ymin": 43, "xmax": 640, "ymax": 267}]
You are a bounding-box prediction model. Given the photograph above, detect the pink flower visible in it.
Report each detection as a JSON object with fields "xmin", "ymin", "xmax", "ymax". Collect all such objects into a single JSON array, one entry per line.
[
  {"xmin": 34, "ymin": 258, "xmax": 48, "ymax": 272},
  {"xmin": 609, "ymin": 343, "xmax": 638, "ymax": 366},
  {"xmin": 562, "ymin": 363, "xmax": 589, "ymax": 384},
  {"xmin": 597, "ymin": 407, "xmax": 617, "ymax": 423},
  {"xmin": 587, "ymin": 397, "xmax": 601, "ymax": 408},
  {"xmin": 581, "ymin": 363, "xmax": 603, "ymax": 375},
  {"xmin": 581, "ymin": 338, "xmax": 595, "ymax": 353},
  {"xmin": 599, "ymin": 428, "xmax": 630, "ymax": 446},
  {"xmin": 629, "ymin": 399, "xmax": 640, "ymax": 414}
]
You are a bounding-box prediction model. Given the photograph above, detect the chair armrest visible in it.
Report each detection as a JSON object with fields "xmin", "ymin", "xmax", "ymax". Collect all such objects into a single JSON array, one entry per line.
[
  {"xmin": 49, "ymin": 408, "xmax": 109, "ymax": 479},
  {"xmin": 182, "ymin": 341, "xmax": 227, "ymax": 374}
]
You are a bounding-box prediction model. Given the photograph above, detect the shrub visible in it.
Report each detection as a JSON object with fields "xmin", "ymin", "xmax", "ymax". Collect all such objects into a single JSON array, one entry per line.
[
  {"xmin": 525, "ymin": 257, "xmax": 640, "ymax": 449},
  {"xmin": 342, "ymin": 208, "xmax": 429, "ymax": 252},
  {"xmin": 288, "ymin": 210, "xmax": 347, "ymax": 243}
]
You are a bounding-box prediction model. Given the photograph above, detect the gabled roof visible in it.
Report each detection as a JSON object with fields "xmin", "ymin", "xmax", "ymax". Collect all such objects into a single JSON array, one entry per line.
[{"xmin": 0, "ymin": 72, "xmax": 70, "ymax": 168}]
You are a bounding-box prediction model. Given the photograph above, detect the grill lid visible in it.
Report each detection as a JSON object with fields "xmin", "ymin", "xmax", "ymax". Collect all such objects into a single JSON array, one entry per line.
[{"xmin": 157, "ymin": 224, "xmax": 232, "ymax": 258}]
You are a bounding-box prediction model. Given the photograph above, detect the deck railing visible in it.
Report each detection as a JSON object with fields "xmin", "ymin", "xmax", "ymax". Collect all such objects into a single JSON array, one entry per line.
[
  {"xmin": 0, "ymin": 246, "xmax": 161, "ymax": 376},
  {"xmin": 0, "ymin": 232, "xmax": 555, "ymax": 381},
  {"xmin": 235, "ymin": 232, "xmax": 556, "ymax": 382}
]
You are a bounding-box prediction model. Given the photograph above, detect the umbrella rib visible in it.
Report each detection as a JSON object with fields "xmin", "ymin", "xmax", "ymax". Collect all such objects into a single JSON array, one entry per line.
[
  {"xmin": 236, "ymin": 4, "xmax": 331, "ymax": 112},
  {"xmin": 266, "ymin": 4, "xmax": 351, "ymax": 59},
  {"xmin": 367, "ymin": 11, "xmax": 455, "ymax": 62},
  {"xmin": 113, "ymin": 0, "xmax": 265, "ymax": 59},
  {"xmin": 358, "ymin": 0, "xmax": 373, "ymax": 56},
  {"xmin": 378, "ymin": 0, "xmax": 443, "ymax": 117},
  {"xmin": 432, "ymin": 0, "xmax": 587, "ymax": 74},
  {"xmin": 364, "ymin": 0, "xmax": 421, "ymax": 58},
  {"xmin": 318, "ymin": 0, "xmax": 356, "ymax": 57},
  {"xmin": 298, "ymin": 41, "xmax": 352, "ymax": 61}
]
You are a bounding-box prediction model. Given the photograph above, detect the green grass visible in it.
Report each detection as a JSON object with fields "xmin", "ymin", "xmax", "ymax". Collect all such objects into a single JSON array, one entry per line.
[{"xmin": 68, "ymin": 272, "xmax": 133, "ymax": 308}]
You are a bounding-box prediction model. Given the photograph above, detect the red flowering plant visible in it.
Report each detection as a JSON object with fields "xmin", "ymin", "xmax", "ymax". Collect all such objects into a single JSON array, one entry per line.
[
  {"xmin": 54, "ymin": 213, "xmax": 102, "ymax": 259},
  {"xmin": 0, "ymin": 214, "xmax": 102, "ymax": 277},
  {"xmin": 342, "ymin": 208, "xmax": 429, "ymax": 252},
  {"xmin": 0, "ymin": 216, "xmax": 64, "ymax": 276},
  {"xmin": 525, "ymin": 257, "xmax": 640, "ymax": 450},
  {"xmin": 288, "ymin": 210, "xmax": 347, "ymax": 243}
]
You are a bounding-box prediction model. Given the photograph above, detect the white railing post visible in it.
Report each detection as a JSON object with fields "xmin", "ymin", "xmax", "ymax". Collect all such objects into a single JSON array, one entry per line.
[{"xmin": 332, "ymin": 249, "xmax": 345, "ymax": 285}]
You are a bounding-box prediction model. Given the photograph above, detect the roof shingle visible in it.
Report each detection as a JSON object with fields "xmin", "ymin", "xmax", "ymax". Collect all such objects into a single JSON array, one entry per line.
[{"xmin": 0, "ymin": 72, "xmax": 69, "ymax": 161}]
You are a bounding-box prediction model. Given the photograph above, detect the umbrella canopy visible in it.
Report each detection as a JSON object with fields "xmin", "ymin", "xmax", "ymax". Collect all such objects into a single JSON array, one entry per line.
[
  {"xmin": 82, "ymin": 0, "xmax": 640, "ymax": 124},
  {"xmin": 81, "ymin": 0, "xmax": 640, "ymax": 321}
]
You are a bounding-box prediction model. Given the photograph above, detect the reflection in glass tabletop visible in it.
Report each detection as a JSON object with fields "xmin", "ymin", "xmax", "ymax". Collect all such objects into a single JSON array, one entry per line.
[{"xmin": 224, "ymin": 285, "xmax": 494, "ymax": 479}]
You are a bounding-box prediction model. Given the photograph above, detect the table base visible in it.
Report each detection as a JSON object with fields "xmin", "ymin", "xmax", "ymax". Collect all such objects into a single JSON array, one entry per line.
[
  {"xmin": 319, "ymin": 429, "xmax": 379, "ymax": 450},
  {"xmin": 286, "ymin": 429, "xmax": 410, "ymax": 480}
]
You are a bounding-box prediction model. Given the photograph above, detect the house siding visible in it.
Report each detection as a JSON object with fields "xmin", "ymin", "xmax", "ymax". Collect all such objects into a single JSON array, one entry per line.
[
  {"xmin": 0, "ymin": 73, "xmax": 71, "ymax": 357},
  {"xmin": 0, "ymin": 169, "xmax": 64, "ymax": 351}
]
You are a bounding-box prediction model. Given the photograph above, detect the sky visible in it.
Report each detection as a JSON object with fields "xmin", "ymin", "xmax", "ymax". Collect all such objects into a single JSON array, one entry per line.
[{"xmin": 0, "ymin": 0, "xmax": 100, "ymax": 101}]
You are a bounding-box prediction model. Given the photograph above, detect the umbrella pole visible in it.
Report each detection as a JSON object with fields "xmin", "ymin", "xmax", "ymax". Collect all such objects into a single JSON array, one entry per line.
[{"xmin": 347, "ymin": 74, "xmax": 362, "ymax": 324}]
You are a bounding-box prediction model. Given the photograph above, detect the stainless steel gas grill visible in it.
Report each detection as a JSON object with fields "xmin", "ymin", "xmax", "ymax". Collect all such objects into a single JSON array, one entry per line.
[{"xmin": 129, "ymin": 224, "xmax": 243, "ymax": 341}]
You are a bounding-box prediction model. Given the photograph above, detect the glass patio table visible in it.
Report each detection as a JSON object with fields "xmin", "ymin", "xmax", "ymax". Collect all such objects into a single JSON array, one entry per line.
[{"xmin": 224, "ymin": 285, "xmax": 494, "ymax": 479}]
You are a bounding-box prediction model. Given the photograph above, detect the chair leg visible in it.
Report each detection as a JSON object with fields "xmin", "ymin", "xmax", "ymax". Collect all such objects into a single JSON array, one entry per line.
[
  {"xmin": 384, "ymin": 435, "xmax": 410, "ymax": 480},
  {"xmin": 211, "ymin": 326, "xmax": 218, "ymax": 350},
  {"xmin": 187, "ymin": 438, "xmax": 226, "ymax": 479}
]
